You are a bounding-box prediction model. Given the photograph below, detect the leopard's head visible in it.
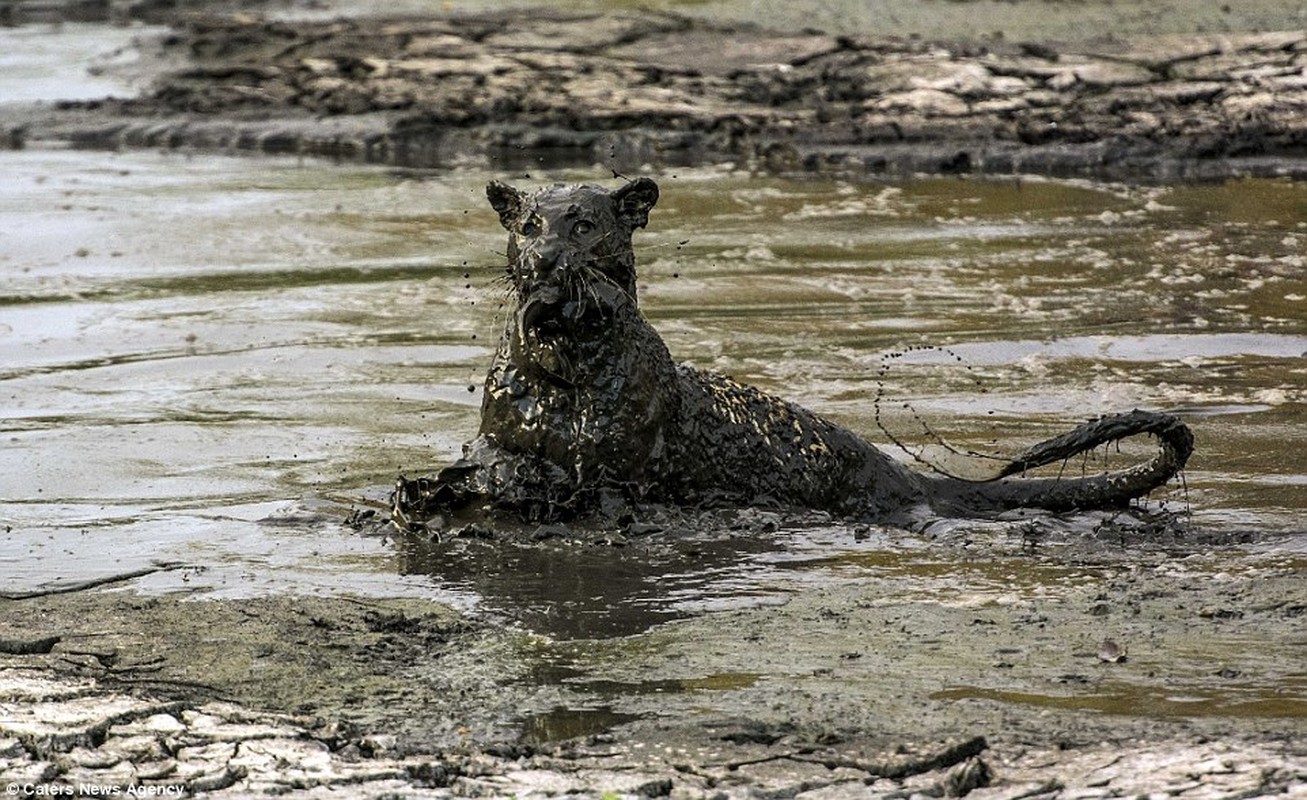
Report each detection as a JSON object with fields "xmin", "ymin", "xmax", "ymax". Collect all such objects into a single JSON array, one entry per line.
[{"xmin": 486, "ymin": 179, "xmax": 659, "ymax": 340}]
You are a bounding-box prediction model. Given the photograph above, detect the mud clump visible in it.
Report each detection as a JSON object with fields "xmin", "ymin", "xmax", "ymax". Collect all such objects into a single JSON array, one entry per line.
[{"xmin": 12, "ymin": 10, "xmax": 1307, "ymax": 179}]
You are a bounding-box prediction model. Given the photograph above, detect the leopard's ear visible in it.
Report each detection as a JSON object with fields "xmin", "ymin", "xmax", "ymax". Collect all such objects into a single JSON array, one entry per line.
[
  {"xmin": 613, "ymin": 177, "xmax": 659, "ymax": 229},
  {"xmin": 486, "ymin": 181, "xmax": 526, "ymax": 230}
]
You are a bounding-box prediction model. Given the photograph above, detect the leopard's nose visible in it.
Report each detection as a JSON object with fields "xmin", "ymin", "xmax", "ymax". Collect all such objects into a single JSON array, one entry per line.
[{"xmin": 529, "ymin": 240, "xmax": 565, "ymax": 273}]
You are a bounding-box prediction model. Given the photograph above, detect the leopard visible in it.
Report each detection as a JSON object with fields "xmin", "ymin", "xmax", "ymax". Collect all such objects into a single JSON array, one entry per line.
[{"xmin": 389, "ymin": 178, "xmax": 1193, "ymax": 532}]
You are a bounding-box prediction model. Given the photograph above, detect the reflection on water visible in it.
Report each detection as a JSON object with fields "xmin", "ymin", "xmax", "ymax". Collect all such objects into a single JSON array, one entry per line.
[
  {"xmin": 519, "ymin": 706, "xmax": 640, "ymax": 746},
  {"xmin": 518, "ymin": 673, "xmax": 768, "ymax": 744},
  {"xmin": 1, "ymin": 148, "xmax": 1304, "ymax": 728},
  {"xmin": 391, "ymin": 531, "xmax": 792, "ymax": 639}
]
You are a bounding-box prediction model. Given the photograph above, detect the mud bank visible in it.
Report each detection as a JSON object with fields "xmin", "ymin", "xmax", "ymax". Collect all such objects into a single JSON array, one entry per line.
[
  {"xmin": 3, "ymin": 523, "xmax": 1306, "ymax": 797},
  {"xmin": 4, "ymin": 658, "xmax": 1303, "ymax": 798},
  {"xmin": 7, "ymin": 9, "xmax": 1307, "ymax": 179}
]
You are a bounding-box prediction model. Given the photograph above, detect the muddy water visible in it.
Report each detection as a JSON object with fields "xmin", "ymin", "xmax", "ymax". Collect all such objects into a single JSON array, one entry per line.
[
  {"xmin": 2, "ymin": 149, "xmax": 1305, "ymax": 743},
  {"xmin": 0, "ymin": 22, "xmax": 162, "ymax": 103}
]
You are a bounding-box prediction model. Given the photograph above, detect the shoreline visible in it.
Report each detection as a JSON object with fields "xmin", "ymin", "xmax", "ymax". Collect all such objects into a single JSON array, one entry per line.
[{"xmin": 4, "ymin": 10, "xmax": 1306, "ymax": 180}]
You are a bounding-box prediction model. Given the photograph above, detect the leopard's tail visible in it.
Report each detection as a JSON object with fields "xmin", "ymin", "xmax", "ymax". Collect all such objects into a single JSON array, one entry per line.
[{"xmin": 927, "ymin": 409, "xmax": 1194, "ymax": 513}]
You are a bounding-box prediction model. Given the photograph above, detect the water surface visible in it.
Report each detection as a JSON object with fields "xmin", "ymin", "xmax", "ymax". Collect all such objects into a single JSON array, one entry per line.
[{"xmin": 1, "ymin": 149, "xmax": 1304, "ymax": 736}]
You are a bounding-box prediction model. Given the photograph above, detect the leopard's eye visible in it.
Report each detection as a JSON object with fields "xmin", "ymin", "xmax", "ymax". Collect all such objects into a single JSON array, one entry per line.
[
  {"xmin": 572, "ymin": 219, "xmax": 595, "ymax": 237},
  {"xmin": 521, "ymin": 216, "xmax": 542, "ymax": 237}
]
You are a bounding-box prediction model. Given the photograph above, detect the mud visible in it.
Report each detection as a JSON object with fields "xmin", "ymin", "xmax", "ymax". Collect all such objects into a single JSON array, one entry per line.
[
  {"xmin": 5, "ymin": 7, "xmax": 1307, "ymax": 179},
  {"xmin": 3, "ymin": 5, "xmax": 1307, "ymax": 796},
  {"xmin": 3, "ymin": 522, "xmax": 1306, "ymax": 797}
]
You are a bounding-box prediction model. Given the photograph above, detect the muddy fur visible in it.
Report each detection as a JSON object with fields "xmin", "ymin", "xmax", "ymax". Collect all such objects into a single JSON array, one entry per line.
[{"xmin": 390, "ymin": 180, "xmax": 1192, "ymax": 531}]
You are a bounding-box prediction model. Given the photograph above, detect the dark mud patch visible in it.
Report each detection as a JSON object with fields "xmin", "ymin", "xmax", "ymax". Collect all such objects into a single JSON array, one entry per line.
[{"xmin": 8, "ymin": 9, "xmax": 1307, "ymax": 179}]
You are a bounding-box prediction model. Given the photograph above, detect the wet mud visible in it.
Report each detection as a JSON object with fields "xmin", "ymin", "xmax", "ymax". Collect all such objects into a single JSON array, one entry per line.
[
  {"xmin": 2, "ymin": 3, "xmax": 1307, "ymax": 795},
  {"xmin": 3, "ymin": 520, "xmax": 1306, "ymax": 797},
  {"xmin": 4, "ymin": 6, "xmax": 1307, "ymax": 179}
]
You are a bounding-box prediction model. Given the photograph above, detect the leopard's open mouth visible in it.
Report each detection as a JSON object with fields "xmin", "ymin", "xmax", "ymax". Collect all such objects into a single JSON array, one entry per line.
[
  {"xmin": 517, "ymin": 292, "xmax": 596, "ymax": 343},
  {"xmin": 518, "ymin": 283, "xmax": 627, "ymax": 339}
]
